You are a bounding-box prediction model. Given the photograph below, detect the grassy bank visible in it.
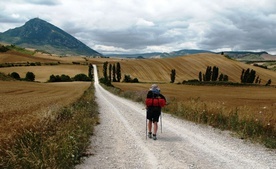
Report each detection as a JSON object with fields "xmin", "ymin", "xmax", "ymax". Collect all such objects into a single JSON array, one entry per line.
[
  {"xmin": 0, "ymin": 84, "xmax": 99, "ymax": 169},
  {"xmin": 104, "ymin": 84, "xmax": 276, "ymax": 149},
  {"xmin": 164, "ymin": 98, "xmax": 276, "ymax": 148}
]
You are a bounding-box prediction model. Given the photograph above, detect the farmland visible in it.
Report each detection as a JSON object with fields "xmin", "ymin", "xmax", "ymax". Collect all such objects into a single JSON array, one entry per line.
[
  {"xmin": 1, "ymin": 49, "xmax": 276, "ymax": 130},
  {"xmin": 1, "ymin": 46, "xmax": 276, "ymax": 156},
  {"xmin": 0, "ymin": 81, "xmax": 90, "ymax": 142}
]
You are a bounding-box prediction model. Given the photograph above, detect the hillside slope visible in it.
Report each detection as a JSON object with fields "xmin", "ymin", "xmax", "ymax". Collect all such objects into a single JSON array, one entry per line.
[
  {"xmin": 0, "ymin": 18, "xmax": 102, "ymax": 56},
  {"xmin": 119, "ymin": 53, "xmax": 276, "ymax": 85}
]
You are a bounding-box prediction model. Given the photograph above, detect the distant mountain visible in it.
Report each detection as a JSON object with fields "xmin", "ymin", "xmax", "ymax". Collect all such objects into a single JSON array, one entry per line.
[
  {"xmin": 0, "ymin": 18, "xmax": 102, "ymax": 56},
  {"xmin": 106, "ymin": 49, "xmax": 213, "ymax": 58},
  {"xmin": 106, "ymin": 49, "xmax": 276, "ymax": 61},
  {"xmin": 222, "ymin": 51, "xmax": 272, "ymax": 61}
]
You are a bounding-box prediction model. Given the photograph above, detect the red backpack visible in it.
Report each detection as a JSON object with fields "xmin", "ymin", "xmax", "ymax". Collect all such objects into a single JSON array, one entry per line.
[{"xmin": 145, "ymin": 98, "xmax": 166, "ymax": 107}]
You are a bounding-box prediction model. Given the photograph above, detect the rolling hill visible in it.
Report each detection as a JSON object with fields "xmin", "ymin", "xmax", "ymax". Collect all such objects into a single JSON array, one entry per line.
[
  {"xmin": 0, "ymin": 18, "xmax": 102, "ymax": 57},
  {"xmin": 116, "ymin": 53, "xmax": 276, "ymax": 85}
]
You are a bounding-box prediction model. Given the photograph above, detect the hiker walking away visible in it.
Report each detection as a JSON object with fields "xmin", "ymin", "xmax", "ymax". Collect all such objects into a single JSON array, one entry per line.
[{"xmin": 145, "ymin": 84, "xmax": 166, "ymax": 140}]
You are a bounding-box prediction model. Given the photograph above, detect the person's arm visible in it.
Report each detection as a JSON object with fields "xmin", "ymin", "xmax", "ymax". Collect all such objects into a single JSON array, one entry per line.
[{"xmin": 159, "ymin": 93, "xmax": 166, "ymax": 102}]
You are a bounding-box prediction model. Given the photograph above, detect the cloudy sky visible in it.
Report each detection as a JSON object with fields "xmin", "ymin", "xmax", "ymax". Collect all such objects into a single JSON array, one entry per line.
[{"xmin": 0, "ymin": 0, "xmax": 276, "ymax": 54}]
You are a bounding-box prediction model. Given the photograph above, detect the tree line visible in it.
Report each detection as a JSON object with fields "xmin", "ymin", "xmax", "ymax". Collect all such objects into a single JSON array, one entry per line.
[
  {"xmin": 170, "ymin": 66, "xmax": 272, "ymax": 86},
  {"xmin": 100, "ymin": 62, "xmax": 122, "ymax": 86}
]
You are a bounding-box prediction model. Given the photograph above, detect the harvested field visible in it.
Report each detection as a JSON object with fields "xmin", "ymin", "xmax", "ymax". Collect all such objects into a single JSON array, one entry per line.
[
  {"xmin": 0, "ymin": 81, "xmax": 91, "ymax": 142},
  {"xmin": 0, "ymin": 50, "xmax": 57, "ymax": 63},
  {"xmin": 115, "ymin": 53, "xmax": 276, "ymax": 85},
  {"xmin": 0, "ymin": 65, "xmax": 89, "ymax": 82},
  {"xmin": 113, "ymin": 82, "xmax": 276, "ymax": 107},
  {"xmin": 113, "ymin": 82, "xmax": 276, "ymax": 128}
]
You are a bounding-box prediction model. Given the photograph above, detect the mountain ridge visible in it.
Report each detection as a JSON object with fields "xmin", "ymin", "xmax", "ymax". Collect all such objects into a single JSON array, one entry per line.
[
  {"xmin": 105, "ymin": 49, "xmax": 275, "ymax": 60},
  {"xmin": 0, "ymin": 18, "xmax": 102, "ymax": 57}
]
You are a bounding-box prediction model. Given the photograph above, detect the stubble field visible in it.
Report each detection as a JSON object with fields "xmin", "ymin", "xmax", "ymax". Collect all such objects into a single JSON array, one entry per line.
[
  {"xmin": 113, "ymin": 82, "xmax": 276, "ymax": 127},
  {"xmin": 0, "ymin": 81, "xmax": 90, "ymax": 143}
]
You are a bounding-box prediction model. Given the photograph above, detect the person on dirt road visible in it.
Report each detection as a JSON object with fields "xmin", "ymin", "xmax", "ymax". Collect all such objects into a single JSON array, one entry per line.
[{"xmin": 146, "ymin": 84, "xmax": 166, "ymax": 140}]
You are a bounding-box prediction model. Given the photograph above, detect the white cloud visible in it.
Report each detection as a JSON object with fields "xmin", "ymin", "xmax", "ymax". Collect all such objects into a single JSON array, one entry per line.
[
  {"xmin": 136, "ymin": 18, "xmax": 155, "ymax": 27},
  {"xmin": 94, "ymin": 44, "xmax": 131, "ymax": 54}
]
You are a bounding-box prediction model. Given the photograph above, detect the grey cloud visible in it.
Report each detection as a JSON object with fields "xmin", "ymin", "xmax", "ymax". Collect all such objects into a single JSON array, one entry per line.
[
  {"xmin": 199, "ymin": 9, "xmax": 276, "ymax": 52},
  {"xmin": 87, "ymin": 26, "xmax": 179, "ymax": 50},
  {"xmin": 0, "ymin": 15, "xmax": 24, "ymax": 24}
]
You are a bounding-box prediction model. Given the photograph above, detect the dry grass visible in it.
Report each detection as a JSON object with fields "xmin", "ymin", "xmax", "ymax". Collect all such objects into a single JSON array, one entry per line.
[{"xmin": 0, "ymin": 81, "xmax": 90, "ymax": 143}]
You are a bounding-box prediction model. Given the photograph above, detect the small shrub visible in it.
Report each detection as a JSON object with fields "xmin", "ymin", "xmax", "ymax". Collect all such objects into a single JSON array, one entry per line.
[
  {"xmin": 25, "ymin": 72, "xmax": 35, "ymax": 81},
  {"xmin": 10, "ymin": 72, "xmax": 21, "ymax": 80},
  {"xmin": 132, "ymin": 78, "xmax": 139, "ymax": 83},
  {"xmin": 122, "ymin": 74, "xmax": 139, "ymax": 83}
]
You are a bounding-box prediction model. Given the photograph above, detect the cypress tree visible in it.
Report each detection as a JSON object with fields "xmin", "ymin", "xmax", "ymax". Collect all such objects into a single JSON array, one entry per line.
[
  {"xmin": 248, "ymin": 69, "xmax": 256, "ymax": 83},
  {"xmin": 241, "ymin": 69, "xmax": 245, "ymax": 83},
  {"xmin": 211, "ymin": 66, "xmax": 219, "ymax": 81},
  {"xmin": 205, "ymin": 66, "xmax": 212, "ymax": 81},
  {"xmin": 199, "ymin": 71, "xmax": 202, "ymax": 82},
  {"xmin": 88, "ymin": 63, "xmax": 93, "ymax": 79},
  {"xmin": 223, "ymin": 75, "xmax": 228, "ymax": 81},
  {"xmin": 219, "ymin": 73, "xmax": 224, "ymax": 81},
  {"xmin": 170, "ymin": 69, "xmax": 176, "ymax": 83},
  {"xmin": 265, "ymin": 79, "xmax": 271, "ymax": 86},
  {"xmin": 112, "ymin": 64, "xmax": 116, "ymax": 82},
  {"xmin": 103, "ymin": 61, "xmax": 108, "ymax": 81},
  {"xmin": 116, "ymin": 62, "xmax": 121, "ymax": 82},
  {"xmin": 243, "ymin": 68, "xmax": 250, "ymax": 83},
  {"xmin": 255, "ymin": 76, "xmax": 259, "ymax": 84},
  {"xmin": 109, "ymin": 64, "xmax": 112, "ymax": 82}
]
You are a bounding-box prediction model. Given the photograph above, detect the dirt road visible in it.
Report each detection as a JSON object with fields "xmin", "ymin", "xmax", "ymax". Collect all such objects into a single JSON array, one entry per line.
[{"xmin": 76, "ymin": 65, "xmax": 275, "ymax": 169}]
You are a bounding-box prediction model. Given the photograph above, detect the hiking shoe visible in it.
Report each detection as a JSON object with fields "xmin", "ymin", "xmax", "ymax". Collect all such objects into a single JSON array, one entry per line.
[
  {"xmin": 153, "ymin": 134, "xmax": 157, "ymax": 140},
  {"xmin": 148, "ymin": 132, "xmax": 152, "ymax": 139}
]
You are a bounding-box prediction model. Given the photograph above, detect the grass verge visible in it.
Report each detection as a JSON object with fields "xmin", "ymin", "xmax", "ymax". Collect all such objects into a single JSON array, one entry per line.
[{"xmin": 0, "ymin": 84, "xmax": 99, "ymax": 169}]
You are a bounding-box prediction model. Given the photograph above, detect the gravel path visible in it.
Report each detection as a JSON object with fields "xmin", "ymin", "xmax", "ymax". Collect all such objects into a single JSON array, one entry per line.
[{"xmin": 76, "ymin": 65, "xmax": 276, "ymax": 169}]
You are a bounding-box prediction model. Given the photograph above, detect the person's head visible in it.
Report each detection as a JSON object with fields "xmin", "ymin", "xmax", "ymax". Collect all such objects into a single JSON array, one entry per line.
[{"xmin": 150, "ymin": 84, "xmax": 160, "ymax": 93}]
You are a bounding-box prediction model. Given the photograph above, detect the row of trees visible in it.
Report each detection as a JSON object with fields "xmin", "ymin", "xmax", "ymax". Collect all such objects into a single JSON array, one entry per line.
[
  {"xmin": 101, "ymin": 62, "xmax": 122, "ymax": 86},
  {"xmin": 170, "ymin": 66, "xmax": 273, "ymax": 86},
  {"xmin": 241, "ymin": 68, "xmax": 272, "ymax": 85},
  {"xmin": 241, "ymin": 68, "xmax": 257, "ymax": 83},
  {"xmin": 199, "ymin": 66, "xmax": 229, "ymax": 82},
  {"xmin": 48, "ymin": 73, "xmax": 91, "ymax": 82},
  {"xmin": 9, "ymin": 71, "xmax": 91, "ymax": 82},
  {"xmin": 101, "ymin": 62, "xmax": 141, "ymax": 84}
]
